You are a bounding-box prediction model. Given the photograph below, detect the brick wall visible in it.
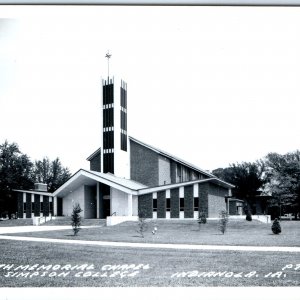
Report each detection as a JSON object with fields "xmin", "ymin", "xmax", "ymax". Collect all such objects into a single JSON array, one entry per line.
[
  {"xmin": 26, "ymin": 193, "xmax": 31, "ymax": 218},
  {"xmin": 138, "ymin": 193, "xmax": 153, "ymax": 218},
  {"xmin": 130, "ymin": 140, "xmax": 159, "ymax": 187},
  {"xmin": 90, "ymin": 152, "xmax": 101, "ymax": 172},
  {"xmin": 208, "ymin": 184, "xmax": 228, "ymax": 218},
  {"xmin": 34, "ymin": 194, "xmax": 40, "ymax": 216},
  {"xmin": 43, "ymin": 196, "xmax": 50, "ymax": 217},
  {"xmin": 17, "ymin": 192, "xmax": 23, "ymax": 218},
  {"xmin": 229, "ymin": 201, "xmax": 237, "ymax": 215},
  {"xmin": 158, "ymin": 156, "xmax": 171, "ymax": 185},
  {"xmin": 157, "ymin": 190, "xmax": 166, "ymax": 218},
  {"xmin": 198, "ymin": 183, "xmax": 209, "ymax": 217},
  {"xmin": 170, "ymin": 161, "xmax": 177, "ymax": 183},
  {"xmin": 170, "ymin": 188, "xmax": 179, "ymax": 218},
  {"xmin": 184, "ymin": 185, "xmax": 194, "ymax": 218}
]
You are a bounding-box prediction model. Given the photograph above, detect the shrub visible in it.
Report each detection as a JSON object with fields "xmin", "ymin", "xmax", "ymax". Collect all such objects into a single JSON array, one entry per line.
[
  {"xmin": 246, "ymin": 212, "xmax": 252, "ymax": 221},
  {"xmin": 218, "ymin": 210, "xmax": 229, "ymax": 234},
  {"xmin": 198, "ymin": 211, "xmax": 207, "ymax": 230},
  {"xmin": 71, "ymin": 203, "xmax": 82, "ymax": 236},
  {"xmin": 271, "ymin": 218, "xmax": 281, "ymax": 234}
]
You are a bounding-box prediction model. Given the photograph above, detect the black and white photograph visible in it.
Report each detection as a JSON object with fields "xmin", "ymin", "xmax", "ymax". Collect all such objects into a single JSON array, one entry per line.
[{"xmin": 0, "ymin": 3, "xmax": 299, "ymax": 299}]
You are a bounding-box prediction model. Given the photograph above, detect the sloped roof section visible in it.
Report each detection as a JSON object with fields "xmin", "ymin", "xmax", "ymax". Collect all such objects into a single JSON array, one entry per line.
[
  {"xmin": 87, "ymin": 170, "xmax": 148, "ymax": 190},
  {"xmin": 129, "ymin": 136, "xmax": 215, "ymax": 179},
  {"xmin": 53, "ymin": 169, "xmax": 148, "ymax": 198},
  {"xmin": 86, "ymin": 148, "xmax": 101, "ymax": 161}
]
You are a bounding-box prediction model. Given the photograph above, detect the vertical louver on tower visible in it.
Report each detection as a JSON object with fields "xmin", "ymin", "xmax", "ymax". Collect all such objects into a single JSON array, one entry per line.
[
  {"xmin": 102, "ymin": 78, "xmax": 114, "ymax": 173},
  {"xmin": 120, "ymin": 80, "xmax": 127, "ymax": 152}
]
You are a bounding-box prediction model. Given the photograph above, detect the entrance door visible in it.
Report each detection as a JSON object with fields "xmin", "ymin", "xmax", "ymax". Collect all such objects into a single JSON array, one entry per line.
[{"xmin": 103, "ymin": 195, "xmax": 111, "ymax": 218}]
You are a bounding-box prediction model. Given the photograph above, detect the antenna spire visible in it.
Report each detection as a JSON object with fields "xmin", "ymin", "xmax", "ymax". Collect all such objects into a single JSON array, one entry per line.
[{"xmin": 105, "ymin": 51, "xmax": 112, "ymax": 79}]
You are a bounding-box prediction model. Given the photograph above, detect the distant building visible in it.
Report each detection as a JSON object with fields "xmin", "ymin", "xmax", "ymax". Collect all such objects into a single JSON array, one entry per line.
[{"xmin": 14, "ymin": 76, "xmax": 234, "ymax": 222}]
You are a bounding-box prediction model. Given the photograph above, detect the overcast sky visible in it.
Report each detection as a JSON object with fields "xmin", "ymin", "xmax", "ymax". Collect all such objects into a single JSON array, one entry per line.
[{"xmin": 0, "ymin": 6, "xmax": 300, "ymax": 174}]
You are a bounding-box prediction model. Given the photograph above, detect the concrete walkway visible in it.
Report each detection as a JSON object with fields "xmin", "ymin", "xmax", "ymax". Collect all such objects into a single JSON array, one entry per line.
[
  {"xmin": 0, "ymin": 233, "xmax": 299, "ymax": 252},
  {"xmin": 0, "ymin": 225, "xmax": 101, "ymax": 234}
]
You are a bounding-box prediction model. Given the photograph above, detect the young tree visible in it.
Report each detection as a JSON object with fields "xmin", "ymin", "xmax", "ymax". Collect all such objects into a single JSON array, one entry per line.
[
  {"xmin": 71, "ymin": 203, "xmax": 83, "ymax": 236},
  {"xmin": 218, "ymin": 210, "xmax": 229, "ymax": 234}
]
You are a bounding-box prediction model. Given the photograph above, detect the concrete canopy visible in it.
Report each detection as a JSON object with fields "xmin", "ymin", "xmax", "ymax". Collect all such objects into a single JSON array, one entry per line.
[{"xmin": 53, "ymin": 169, "xmax": 147, "ymax": 198}]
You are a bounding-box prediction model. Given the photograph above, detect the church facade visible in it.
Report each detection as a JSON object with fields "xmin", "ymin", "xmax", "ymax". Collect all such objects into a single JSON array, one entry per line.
[{"xmin": 14, "ymin": 76, "xmax": 234, "ymax": 223}]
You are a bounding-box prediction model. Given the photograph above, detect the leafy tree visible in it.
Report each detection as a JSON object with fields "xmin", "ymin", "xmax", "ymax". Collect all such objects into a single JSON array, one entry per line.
[
  {"xmin": 34, "ymin": 157, "xmax": 71, "ymax": 192},
  {"xmin": 213, "ymin": 161, "xmax": 266, "ymax": 213},
  {"xmin": 0, "ymin": 141, "xmax": 35, "ymax": 216},
  {"xmin": 265, "ymin": 151, "xmax": 300, "ymax": 219}
]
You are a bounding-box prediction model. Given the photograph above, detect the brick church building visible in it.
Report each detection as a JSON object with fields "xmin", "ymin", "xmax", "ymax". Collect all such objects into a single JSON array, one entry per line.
[{"xmin": 14, "ymin": 76, "xmax": 234, "ymax": 224}]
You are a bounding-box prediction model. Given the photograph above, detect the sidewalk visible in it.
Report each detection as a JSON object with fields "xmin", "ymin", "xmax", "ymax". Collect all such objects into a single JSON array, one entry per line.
[
  {"xmin": 0, "ymin": 225, "xmax": 102, "ymax": 234},
  {"xmin": 0, "ymin": 234, "xmax": 299, "ymax": 252}
]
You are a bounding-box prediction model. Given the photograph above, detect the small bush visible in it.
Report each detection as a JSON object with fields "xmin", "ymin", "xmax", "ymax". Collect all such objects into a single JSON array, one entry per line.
[
  {"xmin": 246, "ymin": 212, "xmax": 252, "ymax": 221},
  {"xmin": 271, "ymin": 218, "xmax": 281, "ymax": 234},
  {"xmin": 71, "ymin": 203, "xmax": 82, "ymax": 236},
  {"xmin": 218, "ymin": 210, "xmax": 229, "ymax": 234},
  {"xmin": 198, "ymin": 211, "xmax": 207, "ymax": 230}
]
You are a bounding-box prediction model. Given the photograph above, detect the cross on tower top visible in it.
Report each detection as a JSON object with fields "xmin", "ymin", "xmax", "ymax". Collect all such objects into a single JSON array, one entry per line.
[{"xmin": 105, "ymin": 51, "xmax": 112, "ymax": 79}]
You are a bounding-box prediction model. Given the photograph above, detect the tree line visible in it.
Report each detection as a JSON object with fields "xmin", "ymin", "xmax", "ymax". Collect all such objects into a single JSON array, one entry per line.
[
  {"xmin": 212, "ymin": 150, "xmax": 300, "ymax": 219},
  {"xmin": 0, "ymin": 140, "xmax": 71, "ymax": 217}
]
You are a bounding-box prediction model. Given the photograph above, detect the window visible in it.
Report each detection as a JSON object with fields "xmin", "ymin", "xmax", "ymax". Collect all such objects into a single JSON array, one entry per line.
[
  {"xmin": 153, "ymin": 198, "xmax": 157, "ymax": 212},
  {"xmin": 49, "ymin": 202, "xmax": 53, "ymax": 214},
  {"xmin": 166, "ymin": 198, "xmax": 170, "ymax": 211},
  {"xmin": 40, "ymin": 202, "xmax": 44, "ymax": 212},
  {"xmin": 180, "ymin": 198, "xmax": 184, "ymax": 211},
  {"xmin": 23, "ymin": 203, "xmax": 26, "ymax": 212},
  {"xmin": 194, "ymin": 197, "xmax": 199, "ymax": 211},
  {"xmin": 31, "ymin": 202, "xmax": 35, "ymax": 212}
]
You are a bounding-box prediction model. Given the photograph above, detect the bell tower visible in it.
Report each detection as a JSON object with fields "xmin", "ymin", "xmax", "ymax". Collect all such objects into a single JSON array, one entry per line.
[{"xmin": 100, "ymin": 76, "xmax": 130, "ymax": 178}]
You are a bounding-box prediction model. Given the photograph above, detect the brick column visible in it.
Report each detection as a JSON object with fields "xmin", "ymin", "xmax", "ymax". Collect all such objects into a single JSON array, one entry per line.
[
  {"xmin": 26, "ymin": 193, "xmax": 31, "ymax": 218},
  {"xmin": 170, "ymin": 188, "xmax": 179, "ymax": 218},
  {"xmin": 157, "ymin": 190, "xmax": 166, "ymax": 218},
  {"xmin": 138, "ymin": 193, "xmax": 152, "ymax": 218},
  {"xmin": 184, "ymin": 185, "xmax": 194, "ymax": 218},
  {"xmin": 43, "ymin": 196, "xmax": 50, "ymax": 217},
  {"xmin": 34, "ymin": 194, "xmax": 40, "ymax": 217},
  {"xmin": 17, "ymin": 192, "xmax": 23, "ymax": 218},
  {"xmin": 199, "ymin": 183, "xmax": 209, "ymax": 217}
]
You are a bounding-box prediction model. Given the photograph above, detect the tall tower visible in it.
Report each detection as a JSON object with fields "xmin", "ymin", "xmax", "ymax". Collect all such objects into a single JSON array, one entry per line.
[{"xmin": 100, "ymin": 76, "xmax": 130, "ymax": 178}]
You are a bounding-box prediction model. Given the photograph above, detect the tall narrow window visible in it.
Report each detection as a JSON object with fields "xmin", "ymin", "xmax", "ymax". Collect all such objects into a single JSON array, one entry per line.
[
  {"xmin": 166, "ymin": 198, "xmax": 170, "ymax": 211},
  {"xmin": 180, "ymin": 198, "xmax": 184, "ymax": 211},
  {"xmin": 153, "ymin": 198, "xmax": 157, "ymax": 212},
  {"xmin": 194, "ymin": 197, "xmax": 199, "ymax": 211}
]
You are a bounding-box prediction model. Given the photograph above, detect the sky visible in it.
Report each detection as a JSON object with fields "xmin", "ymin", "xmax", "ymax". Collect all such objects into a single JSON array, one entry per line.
[{"xmin": 0, "ymin": 6, "xmax": 300, "ymax": 174}]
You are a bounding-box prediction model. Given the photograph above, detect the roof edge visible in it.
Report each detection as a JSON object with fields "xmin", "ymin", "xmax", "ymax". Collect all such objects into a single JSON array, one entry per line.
[
  {"xmin": 129, "ymin": 136, "xmax": 215, "ymax": 178},
  {"xmin": 86, "ymin": 147, "xmax": 101, "ymax": 161}
]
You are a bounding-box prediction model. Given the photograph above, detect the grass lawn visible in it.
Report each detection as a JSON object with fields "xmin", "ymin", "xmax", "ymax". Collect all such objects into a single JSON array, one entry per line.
[
  {"xmin": 4, "ymin": 219, "xmax": 299, "ymax": 247},
  {"xmin": 1, "ymin": 219, "xmax": 299, "ymax": 287},
  {"xmin": 0, "ymin": 239, "xmax": 299, "ymax": 287}
]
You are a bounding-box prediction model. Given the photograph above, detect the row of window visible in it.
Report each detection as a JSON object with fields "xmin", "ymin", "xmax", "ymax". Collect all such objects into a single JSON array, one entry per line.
[
  {"xmin": 153, "ymin": 197, "xmax": 199, "ymax": 212},
  {"xmin": 23, "ymin": 202, "xmax": 54, "ymax": 214}
]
